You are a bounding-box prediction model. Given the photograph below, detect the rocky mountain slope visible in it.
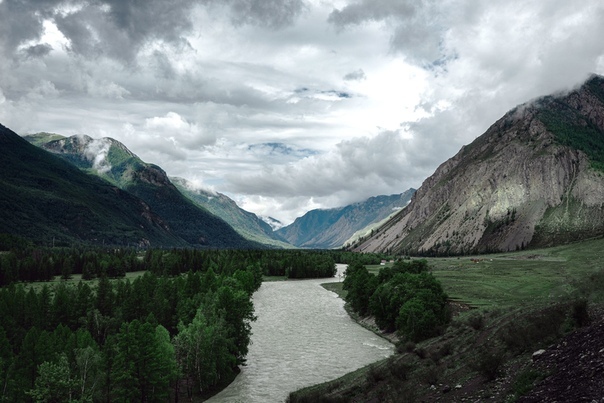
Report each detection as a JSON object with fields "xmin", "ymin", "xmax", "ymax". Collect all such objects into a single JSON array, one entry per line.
[
  {"xmin": 0, "ymin": 124, "xmax": 185, "ymax": 247},
  {"xmin": 353, "ymin": 74, "xmax": 604, "ymax": 255},
  {"xmin": 172, "ymin": 177, "xmax": 292, "ymax": 248},
  {"xmin": 23, "ymin": 133, "xmax": 259, "ymax": 248},
  {"xmin": 277, "ymin": 190, "xmax": 415, "ymax": 249}
]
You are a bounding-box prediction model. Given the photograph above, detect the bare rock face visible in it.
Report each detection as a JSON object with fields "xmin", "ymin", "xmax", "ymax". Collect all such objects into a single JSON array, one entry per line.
[{"xmin": 354, "ymin": 75, "xmax": 604, "ymax": 255}]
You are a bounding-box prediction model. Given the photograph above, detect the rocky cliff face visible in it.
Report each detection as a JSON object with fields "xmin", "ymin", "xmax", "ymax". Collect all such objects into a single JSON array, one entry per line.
[{"xmin": 353, "ymin": 75, "xmax": 604, "ymax": 255}]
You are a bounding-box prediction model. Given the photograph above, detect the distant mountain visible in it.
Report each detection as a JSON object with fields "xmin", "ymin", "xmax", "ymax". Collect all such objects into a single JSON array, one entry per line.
[
  {"xmin": 353, "ymin": 74, "xmax": 604, "ymax": 255},
  {"xmin": 260, "ymin": 216, "xmax": 285, "ymax": 231},
  {"xmin": 0, "ymin": 124, "xmax": 185, "ymax": 247},
  {"xmin": 171, "ymin": 177, "xmax": 292, "ymax": 248},
  {"xmin": 24, "ymin": 133, "xmax": 259, "ymax": 249},
  {"xmin": 276, "ymin": 190, "xmax": 415, "ymax": 249}
]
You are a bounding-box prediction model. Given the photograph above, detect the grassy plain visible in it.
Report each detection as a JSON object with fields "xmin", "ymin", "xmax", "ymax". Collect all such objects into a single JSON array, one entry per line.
[{"xmin": 363, "ymin": 237, "xmax": 604, "ymax": 308}]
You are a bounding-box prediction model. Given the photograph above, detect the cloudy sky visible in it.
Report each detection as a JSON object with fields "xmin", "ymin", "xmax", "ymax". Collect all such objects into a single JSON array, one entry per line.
[{"xmin": 2, "ymin": 0, "xmax": 604, "ymax": 224}]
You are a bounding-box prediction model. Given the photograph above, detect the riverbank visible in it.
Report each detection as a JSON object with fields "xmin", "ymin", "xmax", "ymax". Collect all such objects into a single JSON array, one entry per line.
[
  {"xmin": 321, "ymin": 281, "xmax": 399, "ymax": 344},
  {"xmin": 207, "ymin": 271, "xmax": 393, "ymax": 402}
]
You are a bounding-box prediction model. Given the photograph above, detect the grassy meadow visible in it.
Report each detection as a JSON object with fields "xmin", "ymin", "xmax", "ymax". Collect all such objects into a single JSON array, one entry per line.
[{"xmin": 360, "ymin": 237, "xmax": 604, "ymax": 308}]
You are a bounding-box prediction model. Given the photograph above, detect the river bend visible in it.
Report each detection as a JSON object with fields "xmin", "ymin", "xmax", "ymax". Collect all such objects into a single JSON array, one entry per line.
[{"xmin": 207, "ymin": 264, "xmax": 394, "ymax": 402}]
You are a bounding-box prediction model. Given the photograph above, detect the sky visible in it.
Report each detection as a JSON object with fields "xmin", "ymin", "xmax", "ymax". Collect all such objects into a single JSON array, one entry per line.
[{"xmin": 1, "ymin": 0, "xmax": 604, "ymax": 225}]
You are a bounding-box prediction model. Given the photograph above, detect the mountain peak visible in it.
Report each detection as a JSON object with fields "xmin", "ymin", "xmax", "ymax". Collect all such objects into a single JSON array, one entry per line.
[{"xmin": 353, "ymin": 75, "xmax": 604, "ymax": 255}]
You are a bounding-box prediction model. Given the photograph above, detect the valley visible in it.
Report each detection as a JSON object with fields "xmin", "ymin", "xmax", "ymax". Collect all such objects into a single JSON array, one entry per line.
[
  {"xmin": 2, "ymin": 75, "xmax": 604, "ymax": 402},
  {"xmin": 291, "ymin": 237, "xmax": 604, "ymax": 402}
]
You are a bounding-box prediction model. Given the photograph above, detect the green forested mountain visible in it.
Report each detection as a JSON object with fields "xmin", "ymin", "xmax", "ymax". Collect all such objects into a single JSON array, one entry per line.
[
  {"xmin": 0, "ymin": 124, "xmax": 185, "ymax": 247},
  {"xmin": 172, "ymin": 177, "xmax": 292, "ymax": 248},
  {"xmin": 23, "ymin": 133, "xmax": 260, "ymax": 249},
  {"xmin": 277, "ymin": 190, "xmax": 415, "ymax": 249}
]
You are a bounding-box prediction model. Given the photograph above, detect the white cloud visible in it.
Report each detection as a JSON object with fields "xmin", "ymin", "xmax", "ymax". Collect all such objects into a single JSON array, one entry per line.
[{"xmin": 82, "ymin": 136, "xmax": 113, "ymax": 174}]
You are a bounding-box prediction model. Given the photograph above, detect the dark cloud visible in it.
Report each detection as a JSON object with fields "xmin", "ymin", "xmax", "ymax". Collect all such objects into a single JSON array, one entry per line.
[
  {"xmin": 219, "ymin": 0, "xmax": 308, "ymax": 29},
  {"xmin": 343, "ymin": 69, "xmax": 366, "ymax": 81},
  {"xmin": 54, "ymin": 0, "xmax": 196, "ymax": 63},
  {"xmin": 328, "ymin": 0, "xmax": 445, "ymax": 65},
  {"xmin": 328, "ymin": 0, "xmax": 415, "ymax": 27},
  {"xmin": 0, "ymin": 0, "xmax": 56, "ymax": 54},
  {"xmin": 22, "ymin": 43, "xmax": 53, "ymax": 58}
]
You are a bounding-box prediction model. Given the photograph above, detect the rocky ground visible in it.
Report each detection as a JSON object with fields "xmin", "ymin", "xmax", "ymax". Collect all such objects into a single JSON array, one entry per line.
[{"xmin": 519, "ymin": 314, "xmax": 604, "ymax": 402}]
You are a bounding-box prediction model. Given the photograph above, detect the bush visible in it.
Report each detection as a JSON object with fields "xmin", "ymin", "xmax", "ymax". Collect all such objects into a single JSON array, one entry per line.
[
  {"xmin": 366, "ymin": 364, "xmax": 387, "ymax": 384},
  {"xmin": 571, "ymin": 298, "xmax": 590, "ymax": 327},
  {"xmin": 472, "ymin": 346, "xmax": 505, "ymax": 381},
  {"xmin": 421, "ymin": 363, "xmax": 439, "ymax": 385},
  {"xmin": 512, "ymin": 369, "xmax": 544, "ymax": 397},
  {"xmin": 499, "ymin": 305, "xmax": 568, "ymax": 353},
  {"xmin": 389, "ymin": 360, "xmax": 412, "ymax": 380},
  {"xmin": 466, "ymin": 311, "xmax": 485, "ymax": 330}
]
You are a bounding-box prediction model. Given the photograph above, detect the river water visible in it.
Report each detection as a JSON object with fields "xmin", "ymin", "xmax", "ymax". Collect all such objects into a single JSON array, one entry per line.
[{"xmin": 207, "ymin": 264, "xmax": 394, "ymax": 402}]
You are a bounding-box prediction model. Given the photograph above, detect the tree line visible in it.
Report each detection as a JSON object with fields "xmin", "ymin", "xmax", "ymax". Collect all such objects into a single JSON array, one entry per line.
[
  {"xmin": 343, "ymin": 259, "xmax": 450, "ymax": 342},
  {"xmin": 0, "ymin": 247, "xmax": 367, "ymax": 285}
]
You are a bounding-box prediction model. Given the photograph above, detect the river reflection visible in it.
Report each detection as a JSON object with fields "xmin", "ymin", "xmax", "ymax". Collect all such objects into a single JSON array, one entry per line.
[{"xmin": 207, "ymin": 264, "xmax": 394, "ymax": 402}]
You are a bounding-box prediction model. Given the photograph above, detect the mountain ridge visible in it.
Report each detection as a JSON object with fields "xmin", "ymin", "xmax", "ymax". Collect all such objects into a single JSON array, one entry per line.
[
  {"xmin": 277, "ymin": 190, "xmax": 415, "ymax": 249},
  {"xmin": 352, "ymin": 74, "xmax": 604, "ymax": 255},
  {"xmin": 25, "ymin": 133, "xmax": 279, "ymax": 248},
  {"xmin": 20, "ymin": 131, "xmax": 259, "ymax": 248},
  {"xmin": 0, "ymin": 124, "xmax": 186, "ymax": 247}
]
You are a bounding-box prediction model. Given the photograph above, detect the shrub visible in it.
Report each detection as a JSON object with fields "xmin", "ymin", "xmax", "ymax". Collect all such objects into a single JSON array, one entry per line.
[
  {"xmin": 389, "ymin": 360, "xmax": 412, "ymax": 380},
  {"xmin": 472, "ymin": 346, "xmax": 505, "ymax": 381},
  {"xmin": 421, "ymin": 363, "xmax": 439, "ymax": 385},
  {"xmin": 571, "ymin": 298, "xmax": 590, "ymax": 327},
  {"xmin": 466, "ymin": 311, "xmax": 485, "ymax": 330},
  {"xmin": 512, "ymin": 369, "xmax": 544, "ymax": 397},
  {"xmin": 499, "ymin": 305, "xmax": 568, "ymax": 353},
  {"xmin": 366, "ymin": 364, "xmax": 387, "ymax": 384}
]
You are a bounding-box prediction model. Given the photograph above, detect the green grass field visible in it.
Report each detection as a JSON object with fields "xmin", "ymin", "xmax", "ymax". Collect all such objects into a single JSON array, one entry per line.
[
  {"xmin": 363, "ymin": 237, "xmax": 604, "ymax": 308},
  {"xmin": 25, "ymin": 270, "xmax": 148, "ymax": 291}
]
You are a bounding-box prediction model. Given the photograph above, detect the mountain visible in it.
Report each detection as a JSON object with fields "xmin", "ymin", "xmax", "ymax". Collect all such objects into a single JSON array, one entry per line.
[
  {"xmin": 353, "ymin": 74, "xmax": 604, "ymax": 255},
  {"xmin": 276, "ymin": 190, "xmax": 416, "ymax": 249},
  {"xmin": 260, "ymin": 216, "xmax": 285, "ymax": 231},
  {"xmin": 24, "ymin": 133, "xmax": 259, "ymax": 249},
  {"xmin": 171, "ymin": 177, "xmax": 292, "ymax": 248},
  {"xmin": 0, "ymin": 124, "xmax": 186, "ymax": 247}
]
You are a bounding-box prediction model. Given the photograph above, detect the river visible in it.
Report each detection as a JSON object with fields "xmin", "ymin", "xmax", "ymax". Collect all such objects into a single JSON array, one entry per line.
[{"xmin": 207, "ymin": 264, "xmax": 394, "ymax": 402}]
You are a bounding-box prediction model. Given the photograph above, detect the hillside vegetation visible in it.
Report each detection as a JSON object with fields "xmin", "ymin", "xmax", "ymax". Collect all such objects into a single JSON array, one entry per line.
[
  {"xmin": 20, "ymin": 131, "xmax": 260, "ymax": 249},
  {"xmin": 291, "ymin": 237, "xmax": 604, "ymax": 402},
  {"xmin": 0, "ymin": 124, "xmax": 185, "ymax": 248}
]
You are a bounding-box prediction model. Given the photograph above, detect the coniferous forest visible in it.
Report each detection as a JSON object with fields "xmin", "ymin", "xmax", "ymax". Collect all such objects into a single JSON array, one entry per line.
[{"xmin": 0, "ymin": 238, "xmax": 392, "ymax": 402}]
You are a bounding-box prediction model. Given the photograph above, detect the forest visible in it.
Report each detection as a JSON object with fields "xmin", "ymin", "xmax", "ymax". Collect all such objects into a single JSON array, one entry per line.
[
  {"xmin": 343, "ymin": 259, "xmax": 450, "ymax": 342},
  {"xmin": 0, "ymin": 240, "xmax": 392, "ymax": 402}
]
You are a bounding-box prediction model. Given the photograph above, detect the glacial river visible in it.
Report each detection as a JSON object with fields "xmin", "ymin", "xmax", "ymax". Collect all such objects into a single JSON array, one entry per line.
[{"xmin": 207, "ymin": 264, "xmax": 394, "ymax": 402}]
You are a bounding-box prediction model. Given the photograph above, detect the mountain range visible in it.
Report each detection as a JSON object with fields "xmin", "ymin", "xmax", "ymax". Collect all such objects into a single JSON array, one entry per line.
[
  {"xmin": 0, "ymin": 125, "xmax": 186, "ymax": 247},
  {"xmin": 23, "ymin": 133, "xmax": 274, "ymax": 249},
  {"xmin": 171, "ymin": 177, "xmax": 291, "ymax": 248},
  {"xmin": 276, "ymin": 190, "xmax": 415, "ymax": 249},
  {"xmin": 23, "ymin": 133, "xmax": 422, "ymax": 250},
  {"xmin": 352, "ymin": 74, "xmax": 604, "ymax": 255}
]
